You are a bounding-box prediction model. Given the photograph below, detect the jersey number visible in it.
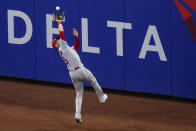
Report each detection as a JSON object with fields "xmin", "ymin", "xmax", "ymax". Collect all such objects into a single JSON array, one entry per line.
[{"xmin": 60, "ymin": 51, "xmax": 69, "ymax": 65}]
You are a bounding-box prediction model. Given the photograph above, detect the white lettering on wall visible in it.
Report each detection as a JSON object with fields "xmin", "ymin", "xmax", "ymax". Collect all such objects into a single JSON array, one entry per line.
[
  {"xmin": 107, "ymin": 21, "xmax": 132, "ymax": 56},
  {"xmin": 139, "ymin": 25, "xmax": 167, "ymax": 61},
  {"xmin": 8, "ymin": 10, "xmax": 33, "ymax": 44},
  {"xmin": 81, "ymin": 18, "xmax": 100, "ymax": 54}
]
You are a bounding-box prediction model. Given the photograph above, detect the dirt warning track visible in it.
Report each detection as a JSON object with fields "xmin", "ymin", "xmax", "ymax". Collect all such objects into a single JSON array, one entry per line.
[{"xmin": 0, "ymin": 77, "xmax": 196, "ymax": 131}]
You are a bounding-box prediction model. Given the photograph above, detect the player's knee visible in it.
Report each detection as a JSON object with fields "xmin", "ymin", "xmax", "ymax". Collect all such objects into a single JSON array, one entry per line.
[{"xmin": 89, "ymin": 78, "xmax": 97, "ymax": 86}]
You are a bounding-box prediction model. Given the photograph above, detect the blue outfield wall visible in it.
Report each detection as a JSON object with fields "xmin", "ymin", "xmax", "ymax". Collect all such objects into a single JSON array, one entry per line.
[{"xmin": 0, "ymin": 0, "xmax": 196, "ymax": 99}]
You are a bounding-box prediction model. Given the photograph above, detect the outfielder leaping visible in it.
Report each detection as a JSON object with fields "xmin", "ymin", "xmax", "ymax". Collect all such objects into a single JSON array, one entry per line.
[{"xmin": 52, "ymin": 20, "xmax": 108, "ymax": 124}]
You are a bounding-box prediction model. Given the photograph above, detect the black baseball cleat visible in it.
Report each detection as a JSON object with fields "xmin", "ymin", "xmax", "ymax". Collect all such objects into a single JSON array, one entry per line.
[{"xmin": 75, "ymin": 118, "xmax": 82, "ymax": 124}]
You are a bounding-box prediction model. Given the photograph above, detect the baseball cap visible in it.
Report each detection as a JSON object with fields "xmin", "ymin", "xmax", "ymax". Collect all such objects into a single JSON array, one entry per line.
[{"xmin": 52, "ymin": 39, "xmax": 57, "ymax": 49}]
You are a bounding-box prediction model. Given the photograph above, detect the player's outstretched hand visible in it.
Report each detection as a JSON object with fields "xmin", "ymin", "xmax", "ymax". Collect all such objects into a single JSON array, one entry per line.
[{"xmin": 73, "ymin": 28, "xmax": 78, "ymax": 37}]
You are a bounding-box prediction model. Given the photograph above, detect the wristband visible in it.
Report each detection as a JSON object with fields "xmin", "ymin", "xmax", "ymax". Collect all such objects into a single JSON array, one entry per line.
[{"xmin": 58, "ymin": 21, "xmax": 62, "ymax": 25}]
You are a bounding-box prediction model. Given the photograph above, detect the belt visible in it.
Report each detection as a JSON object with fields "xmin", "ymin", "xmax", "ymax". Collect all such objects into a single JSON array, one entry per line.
[{"xmin": 68, "ymin": 66, "xmax": 80, "ymax": 72}]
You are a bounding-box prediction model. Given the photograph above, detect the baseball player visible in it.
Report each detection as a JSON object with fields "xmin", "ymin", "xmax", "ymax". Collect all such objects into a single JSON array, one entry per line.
[{"xmin": 52, "ymin": 20, "xmax": 108, "ymax": 124}]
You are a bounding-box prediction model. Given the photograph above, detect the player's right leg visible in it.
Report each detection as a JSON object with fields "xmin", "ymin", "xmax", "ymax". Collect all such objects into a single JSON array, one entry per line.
[
  {"xmin": 83, "ymin": 68, "xmax": 108, "ymax": 103},
  {"xmin": 72, "ymin": 80, "xmax": 83, "ymax": 124}
]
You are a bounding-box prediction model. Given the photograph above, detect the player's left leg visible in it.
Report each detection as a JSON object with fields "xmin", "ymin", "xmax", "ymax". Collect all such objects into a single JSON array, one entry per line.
[{"xmin": 72, "ymin": 80, "xmax": 83, "ymax": 123}]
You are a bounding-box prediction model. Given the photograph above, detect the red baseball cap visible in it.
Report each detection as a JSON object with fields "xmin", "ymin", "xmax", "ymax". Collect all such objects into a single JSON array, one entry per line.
[{"xmin": 52, "ymin": 39, "xmax": 57, "ymax": 49}]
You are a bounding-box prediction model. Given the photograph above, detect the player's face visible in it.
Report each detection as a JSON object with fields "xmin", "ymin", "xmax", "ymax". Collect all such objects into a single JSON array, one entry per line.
[{"xmin": 55, "ymin": 39, "xmax": 60, "ymax": 49}]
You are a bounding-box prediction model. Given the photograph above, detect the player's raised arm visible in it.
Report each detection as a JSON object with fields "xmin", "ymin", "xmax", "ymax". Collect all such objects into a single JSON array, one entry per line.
[
  {"xmin": 57, "ymin": 20, "xmax": 66, "ymax": 41},
  {"xmin": 73, "ymin": 28, "xmax": 80, "ymax": 51}
]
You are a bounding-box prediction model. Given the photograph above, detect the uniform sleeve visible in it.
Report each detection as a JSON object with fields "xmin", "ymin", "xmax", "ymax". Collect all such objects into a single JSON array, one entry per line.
[
  {"xmin": 58, "ymin": 21, "xmax": 66, "ymax": 41},
  {"xmin": 73, "ymin": 37, "xmax": 80, "ymax": 51},
  {"xmin": 59, "ymin": 31, "xmax": 66, "ymax": 41}
]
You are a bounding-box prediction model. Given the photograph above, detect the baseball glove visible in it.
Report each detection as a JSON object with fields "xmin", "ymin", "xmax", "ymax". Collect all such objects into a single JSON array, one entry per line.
[{"xmin": 53, "ymin": 12, "xmax": 65, "ymax": 21}]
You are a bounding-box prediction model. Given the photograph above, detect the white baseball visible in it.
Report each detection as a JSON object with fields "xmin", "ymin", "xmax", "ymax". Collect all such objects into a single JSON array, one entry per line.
[{"xmin": 56, "ymin": 6, "xmax": 60, "ymax": 11}]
